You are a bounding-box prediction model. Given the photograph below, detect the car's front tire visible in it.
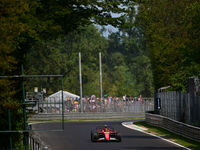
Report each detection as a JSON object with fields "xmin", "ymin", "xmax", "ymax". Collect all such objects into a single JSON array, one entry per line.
[
  {"xmin": 91, "ymin": 131, "xmax": 98, "ymax": 142},
  {"xmin": 116, "ymin": 132, "xmax": 121, "ymax": 142}
]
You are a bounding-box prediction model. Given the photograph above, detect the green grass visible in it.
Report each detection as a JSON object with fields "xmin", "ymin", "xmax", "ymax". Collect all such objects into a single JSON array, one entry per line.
[{"xmin": 134, "ymin": 121, "xmax": 200, "ymax": 150}]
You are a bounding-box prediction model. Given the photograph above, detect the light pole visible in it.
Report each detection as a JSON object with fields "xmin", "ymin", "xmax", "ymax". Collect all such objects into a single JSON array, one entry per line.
[
  {"xmin": 99, "ymin": 52, "xmax": 103, "ymax": 112},
  {"xmin": 79, "ymin": 52, "xmax": 83, "ymax": 112}
]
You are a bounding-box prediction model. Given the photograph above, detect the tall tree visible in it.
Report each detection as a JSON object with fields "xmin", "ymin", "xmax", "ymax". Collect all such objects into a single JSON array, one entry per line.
[
  {"xmin": 104, "ymin": 4, "xmax": 154, "ymax": 97},
  {"xmin": 26, "ymin": 25, "xmax": 108, "ymax": 96},
  {"xmin": 0, "ymin": 0, "xmax": 31, "ymax": 148},
  {"xmin": 137, "ymin": 0, "xmax": 198, "ymax": 91},
  {"xmin": 170, "ymin": 2, "xmax": 200, "ymax": 91},
  {"xmin": 0, "ymin": 0, "xmax": 133, "ymax": 148}
]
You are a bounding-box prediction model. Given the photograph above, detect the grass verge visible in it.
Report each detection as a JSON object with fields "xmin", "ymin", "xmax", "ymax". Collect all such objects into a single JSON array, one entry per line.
[{"xmin": 134, "ymin": 121, "xmax": 200, "ymax": 150}]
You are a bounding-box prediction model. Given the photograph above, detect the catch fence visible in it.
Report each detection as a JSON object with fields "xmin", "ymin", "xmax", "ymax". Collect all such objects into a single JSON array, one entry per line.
[{"xmin": 39, "ymin": 97, "xmax": 154, "ymax": 114}]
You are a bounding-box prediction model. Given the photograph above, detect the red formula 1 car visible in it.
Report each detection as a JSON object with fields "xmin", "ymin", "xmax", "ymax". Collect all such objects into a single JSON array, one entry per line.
[{"xmin": 91, "ymin": 125, "xmax": 122, "ymax": 142}]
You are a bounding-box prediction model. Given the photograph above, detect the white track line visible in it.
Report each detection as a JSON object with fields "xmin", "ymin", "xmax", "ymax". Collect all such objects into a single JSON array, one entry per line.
[{"xmin": 122, "ymin": 122, "xmax": 191, "ymax": 150}]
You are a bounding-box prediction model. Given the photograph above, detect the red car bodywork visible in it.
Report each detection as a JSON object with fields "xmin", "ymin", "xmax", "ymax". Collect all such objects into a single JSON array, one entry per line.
[{"xmin": 91, "ymin": 126, "xmax": 121, "ymax": 142}]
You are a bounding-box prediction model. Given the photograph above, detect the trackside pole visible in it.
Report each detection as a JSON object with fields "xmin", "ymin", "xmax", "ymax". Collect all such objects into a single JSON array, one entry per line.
[
  {"xmin": 22, "ymin": 65, "xmax": 28, "ymax": 150},
  {"xmin": 61, "ymin": 76, "xmax": 64, "ymax": 130},
  {"xmin": 99, "ymin": 53, "xmax": 103, "ymax": 112},
  {"xmin": 8, "ymin": 99, "xmax": 12, "ymax": 150},
  {"xmin": 79, "ymin": 52, "xmax": 83, "ymax": 112}
]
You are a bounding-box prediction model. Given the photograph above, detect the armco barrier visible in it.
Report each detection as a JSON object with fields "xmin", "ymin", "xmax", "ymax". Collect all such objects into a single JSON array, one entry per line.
[
  {"xmin": 146, "ymin": 113, "xmax": 200, "ymax": 143},
  {"xmin": 29, "ymin": 133, "xmax": 49, "ymax": 150},
  {"xmin": 28, "ymin": 112, "xmax": 145, "ymax": 121}
]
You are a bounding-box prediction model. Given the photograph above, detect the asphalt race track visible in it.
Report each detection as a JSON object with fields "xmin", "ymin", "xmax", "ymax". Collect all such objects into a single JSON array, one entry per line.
[{"xmin": 32, "ymin": 121, "xmax": 188, "ymax": 150}]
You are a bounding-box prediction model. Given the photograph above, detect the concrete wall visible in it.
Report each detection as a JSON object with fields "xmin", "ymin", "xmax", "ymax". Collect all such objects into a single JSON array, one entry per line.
[
  {"xmin": 146, "ymin": 113, "xmax": 200, "ymax": 143},
  {"xmin": 28, "ymin": 112, "xmax": 145, "ymax": 121}
]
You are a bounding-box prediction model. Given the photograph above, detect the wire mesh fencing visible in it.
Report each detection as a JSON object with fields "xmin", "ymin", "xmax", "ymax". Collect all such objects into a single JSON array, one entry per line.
[{"xmin": 39, "ymin": 97, "xmax": 154, "ymax": 114}]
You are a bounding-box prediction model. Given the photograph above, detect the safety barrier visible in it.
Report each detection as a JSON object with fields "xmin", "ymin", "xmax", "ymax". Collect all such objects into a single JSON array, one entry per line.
[
  {"xmin": 146, "ymin": 112, "xmax": 200, "ymax": 143},
  {"xmin": 28, "ymin": 133, "xmax": 49, "ymax": 150},
  {"xmin": 28, "ymin": 112, "xmax": 146, "ymax": 121}
]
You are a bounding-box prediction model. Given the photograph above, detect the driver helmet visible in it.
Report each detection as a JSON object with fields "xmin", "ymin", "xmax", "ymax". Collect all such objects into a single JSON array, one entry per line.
[{"xmin": 104, "ymin": 125, "xmax": 108, "ymax": 131}]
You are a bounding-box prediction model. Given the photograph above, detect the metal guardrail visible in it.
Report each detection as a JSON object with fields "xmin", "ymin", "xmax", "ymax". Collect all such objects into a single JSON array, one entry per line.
[
  {"xmin": 28, "ymin": 133, "xmax": 49, "ymax": 150},
  {"xmin": 146, "ymin": 113, "xmax": 200, "ymax": 143}
]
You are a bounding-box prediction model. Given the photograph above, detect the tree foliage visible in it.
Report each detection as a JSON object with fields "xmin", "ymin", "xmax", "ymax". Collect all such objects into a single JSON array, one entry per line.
[
  {"xmin": 26, "ymin": 25, "xmax": 108, "ymax": 96},
  {"xmin": 26, "ymin": 21, "xmax": 154, "ymax": 98},
  {"xmin": 0, "ymin": 0, "xmax": 134, "ymax": 148},
  {"xmin": 103, "ymin": 6, "xmax": 154, "ymax": 97},
  {"xmin": 137, "ymin": 0, "xmax": 200, "ymax": 91}
]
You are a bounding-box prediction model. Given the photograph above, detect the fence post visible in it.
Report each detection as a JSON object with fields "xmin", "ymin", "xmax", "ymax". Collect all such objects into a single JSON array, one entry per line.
[
  {"xmin": 188, "ymin": 93, "xmax": 191, "ymax": 124},
  {"xmin": 32, "ymin": 137, "xmax": 34, "ymax": 150}
]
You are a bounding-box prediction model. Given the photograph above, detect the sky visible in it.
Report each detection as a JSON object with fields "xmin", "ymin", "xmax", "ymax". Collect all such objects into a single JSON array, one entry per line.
[{"xmin": 95, "ymin": 13, "xmax": 121, "ymax": 37}]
